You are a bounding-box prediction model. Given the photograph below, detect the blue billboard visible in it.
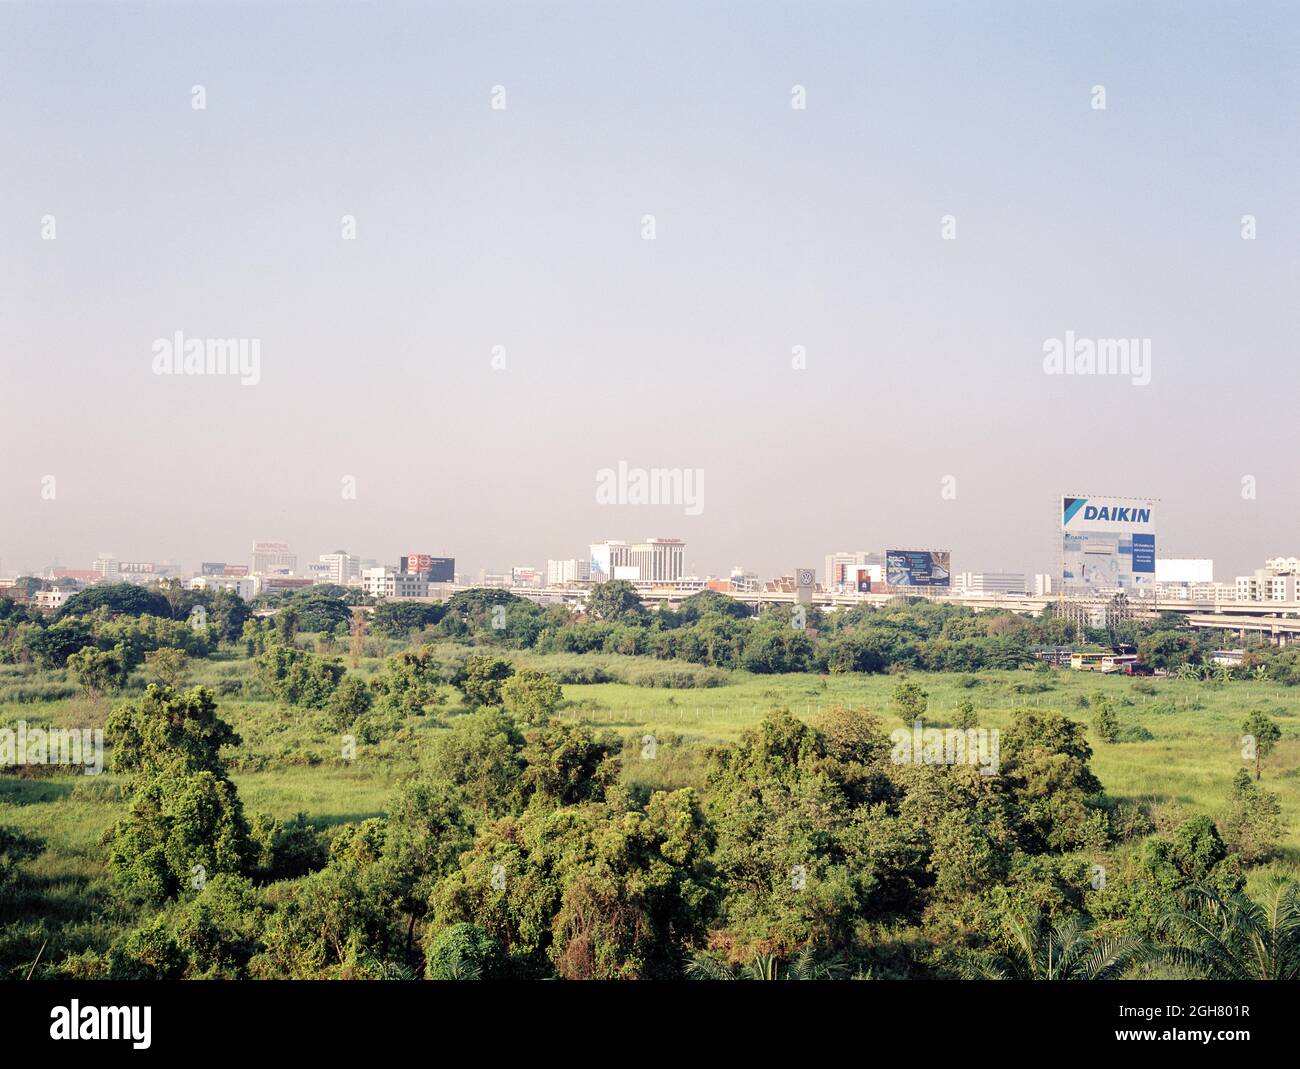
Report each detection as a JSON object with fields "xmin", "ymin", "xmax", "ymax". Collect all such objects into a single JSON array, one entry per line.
[{"xmin": 886, "ymin": 550, "xmax": 951, "ymax": 587}]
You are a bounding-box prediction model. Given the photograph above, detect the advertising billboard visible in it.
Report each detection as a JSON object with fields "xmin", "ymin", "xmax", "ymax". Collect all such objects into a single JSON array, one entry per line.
[
  {"xmin": 425, "ymin": 557, "xmax": 455, "ymax": 582},
  {"xmin": 886, "ymin": 550, "xmax": 951, "ymax": 587},
  {"xmin": 1155, "ymin": 558, "xmax": 1212, "ymax": 584},
  {"xmin": 852, "ymin": 567, "xmax": 872, "ymax": 593},
  {"xmin": 1061, "ymin": 495, "xmax": 1156, "ymax": 592},
  {"xmin": 400, "ymin": 555, "xmax": 455, "ymax": 582}
]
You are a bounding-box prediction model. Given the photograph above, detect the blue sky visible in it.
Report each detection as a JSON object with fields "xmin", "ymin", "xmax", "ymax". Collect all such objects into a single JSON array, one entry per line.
[{"xmin": 2, "ymin": 2, "xmax": 1297, "ymax": 579}]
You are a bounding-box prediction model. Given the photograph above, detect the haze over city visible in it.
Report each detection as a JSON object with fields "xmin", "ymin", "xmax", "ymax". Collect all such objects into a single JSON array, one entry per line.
[{"xmin": 3, "ymin": 1, "xmax": 1298, "ymax": 579}]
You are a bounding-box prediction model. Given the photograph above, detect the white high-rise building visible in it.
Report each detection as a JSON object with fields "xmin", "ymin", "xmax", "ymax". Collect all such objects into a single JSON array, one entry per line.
[
  {"xmin": 589, "ymin": 541, "xmax": 632, "ymax": 583},
  {"xmin": 547, "ymin": 559, "xmax": 591, "ymax": 585},
  {"xmin": 319, "ymin": 551, "xmax": 361, "ymax": 586},
  {"xmin": 1234, "ymin": 557, "xmax": 1300, "ymax": 602},
  {"xmin": 630, "ymin": 538, "xmax": 685, "ymax": 583}
]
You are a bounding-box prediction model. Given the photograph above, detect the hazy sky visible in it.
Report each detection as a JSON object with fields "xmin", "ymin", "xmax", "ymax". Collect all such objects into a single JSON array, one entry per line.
[{"xmin": 3, "ymin": 1, "xmax": 1298, "ymax": 581}]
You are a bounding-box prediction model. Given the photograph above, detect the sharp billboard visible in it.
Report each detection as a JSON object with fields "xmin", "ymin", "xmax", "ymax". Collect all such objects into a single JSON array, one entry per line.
[
  {"xmin": 886, "ymin": 550, "xmax": 951, "ymax": 588},
  {"xmin": 1061, "ymin": 495, "xmax": 1156, "ymax": 592}
]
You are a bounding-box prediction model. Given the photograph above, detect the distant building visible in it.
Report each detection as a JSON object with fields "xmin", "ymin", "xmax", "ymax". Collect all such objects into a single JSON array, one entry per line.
[
  {"xmin": 319, "ymin": 551, "xmax": 361, "ymax": 586},
  {"xmin": 1153, "ymin": 580, "xmax": 1235, "ymax": 602},
  {"xmin": 512, "ymin": 567, "xmax": 542, "ymax": 588},
  {"xmin": 361, "ymin": 568, "xmax": 428, "ymax": 599},
  {"xmin": 49, "ymin": 569, "xmax": 100, "ymax": 584},
  {"xmin": 546, "ymin": 559, "xmax": 591, "ymax": 585},
  {"xmin": 630, "ymin": 538, "xmax": 685, "ymax": 583},
  {"xmin": 589, "ymin": 541, "xmax": 632, "ymax": 583},
  {"xmin": 1234, "ymin": 558, "xmax": 1300, "ymax": 601},
  {"xmin": 1209, "ymin": 649, "xmax": 1247, "ymax": 667},
  {"xmin": 824, "ymin": 551, "xmax": 883, "ymax": 594},
  {"xmin": 32, "ymin": 589, "xmax": 74, "ymax": 610},
  {"xmin": 1236, "ymin": 572, "xmax": 1299, "ymax": 602},
  {"xmin": 190, "ymin": 575, "xmax": 256, "ymax": 600},
  {"xmin": 109, "ymin": 562, "xmax": 180, "ymax": 585},
  {"xmin": 956, "ymin": 572, "xmax": 1026, "ymax": 596},
  {"xmin": 257, "ymin": 576, "xmax": 314, "ymax": 594},
  {"xmin": 729, "ymin": 567, "xmax": 759, "ymax": 593},
  {"xmin": 251, "ymin": 541, "xmax": 296, "ymax": 576},
  {"xmin": 1033, "ymin": 574, "xmax": 1054, "ymax": 597}
]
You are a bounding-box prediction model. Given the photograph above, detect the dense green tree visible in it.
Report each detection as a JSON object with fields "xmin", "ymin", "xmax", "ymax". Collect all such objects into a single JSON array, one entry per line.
[
  {"xmin": 1091, "ymin": 694, "xmax": 1121, "ymax": 743},
  {"xmin": 107, "ymin": 685, "xmax": 241, "ymax": 780},
  {"xmin": 1137, "ymin": 629, "xmax": 1201, "ymax": 670},
  {"xmin": 371, "ymin": 601, "xmax": 445, "ymax": 638},
  {"xmin": 426, "ymin": 707, "xmax": 527, "ymax": 820},
  {"xmin": 430, "ymin": 789, "xmax": 715, "ymax": 978},
  {"xmin": 500, "ymin": 668, "xmax": 562, "ymax": 722},
  {"xmin": 519, "ymin": 719, "xmax": 620, "ymax": 808},
  {"xmin": 256, "ymin": 645, "xmax": 345, "ymax": 708},
  {"xmin": 373, "ymin": 647, "xmax": 445, "ymax": 715},
  {"xmin": 66, "ymin": 645, "xmax": 128, "ymax": 695},
  {"xmin": 425, "ymin": 922, "xmax": 505, "ymax": 979},
  {"xmin": 103, "ymin": 686, "xmax": 254, "ymax": 902},
  {"xmin": 455, "ymin": 654, "xmax": 515, "ymax": 707},
  {"xmin": 0, "ymin": 826, "xmax": 44, "ymax": 890},
  {"xmin": 583, "ymin": 581, "xmax": 645, "ymax": 624},
  {"xmin": 143, "ymin": 647, "xmax": 189, "ymax": 689},
  {"xmin": 892, "ymin": 679, "xmax": 928, "ymax": 723},
  {"xmin": 55, "ymin": 583, "xmax": 171, "ymax": 621},
  {"xmin": 105, "ymin": 766, "xmax": 254, "ymax": 902},
  {"xmin": 325, "ymin": 675, "xmax": 373, "ymax": 731},
  {"xmin": 1218, "ymin": 769, "xmax": 1283, "ymax": 863}
]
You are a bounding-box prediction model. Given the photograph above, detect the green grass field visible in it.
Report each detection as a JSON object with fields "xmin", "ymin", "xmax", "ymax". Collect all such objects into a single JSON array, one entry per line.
[{"xmin": 3, "ymin": 651, "xmax": 1298, "ymax": 965}]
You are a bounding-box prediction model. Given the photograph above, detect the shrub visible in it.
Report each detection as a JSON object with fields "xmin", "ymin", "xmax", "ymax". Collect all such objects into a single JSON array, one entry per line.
[{"xmin": 425, "ymin": 922, "xmax": 505, "ymax": 979}]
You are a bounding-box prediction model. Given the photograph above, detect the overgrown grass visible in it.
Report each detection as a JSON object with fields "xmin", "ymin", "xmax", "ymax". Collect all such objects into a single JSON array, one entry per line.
[{"xmin": 3, "ymin": 649, "xmax": 1298, "ymax": 975}]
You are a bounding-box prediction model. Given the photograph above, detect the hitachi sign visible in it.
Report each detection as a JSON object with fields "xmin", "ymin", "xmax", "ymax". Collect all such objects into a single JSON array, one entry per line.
[{"xmin": 1082, "ymin": 505, "xmax": 1150, "ymax": 524}]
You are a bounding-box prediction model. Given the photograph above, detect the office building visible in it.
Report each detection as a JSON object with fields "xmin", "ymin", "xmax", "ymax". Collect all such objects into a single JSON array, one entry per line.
[
  {"xmin": 319, "ymin": 551, "xmax": 361, "ymax": 586},
  {"xmin": 956, "ymin": 572, "xmax": 1027, "ymax": 596},
  {"xmin": 589, "ymin": 541, "xmax": 632, "ymax": 583},
  {"xmin": 824, "ymin": 550, "xmax": 883, "ymax": 593},
  {"xmin": 251, "ymin": 541, "xmax": 297, "ymax": 576},
  {"xmin": 547, "ymin": 559, "xmax": 591, "ymax": 585},
  {"xmin": 190, "ymin": 575, "xmax": 257, "ymax": 600},
  {"xmin": 361, "ymin": 568, "xmax": 429, "ymax": 599},
  {"xmin": 630, "ymin": 538, "xmax": 685, "ymax": 583}
]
